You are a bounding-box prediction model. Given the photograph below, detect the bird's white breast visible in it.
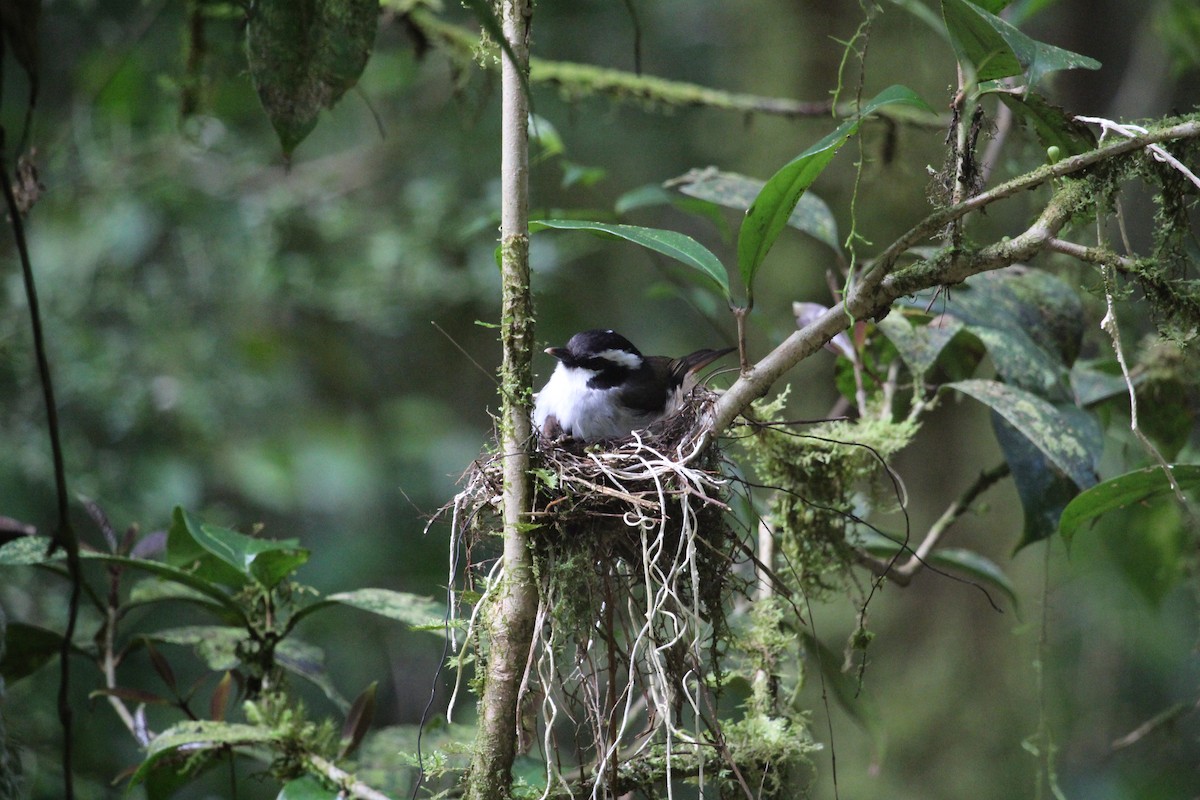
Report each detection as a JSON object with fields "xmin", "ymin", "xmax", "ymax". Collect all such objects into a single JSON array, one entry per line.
[{"xmin": 533, "ymin": 363, "xmax": 664, "ymax": 441}]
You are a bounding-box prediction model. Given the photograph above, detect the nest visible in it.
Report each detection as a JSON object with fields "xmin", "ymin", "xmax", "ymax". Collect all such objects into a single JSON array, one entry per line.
[{"xmin": 445, "ymin": 389, "xmax": 750, "ymax": 797}]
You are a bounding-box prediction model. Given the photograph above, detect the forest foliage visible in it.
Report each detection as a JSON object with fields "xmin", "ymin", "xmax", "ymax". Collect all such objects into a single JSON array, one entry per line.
[{"xmin": 0, "ymin": 1, "xmax": 1198, "ymax": 799}]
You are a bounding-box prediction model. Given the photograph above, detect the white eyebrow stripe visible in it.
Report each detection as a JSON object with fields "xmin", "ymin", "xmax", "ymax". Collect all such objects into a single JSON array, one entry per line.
[{"xmin": 596, "ymin": 349, "xmax": 642, "ymax": 369}]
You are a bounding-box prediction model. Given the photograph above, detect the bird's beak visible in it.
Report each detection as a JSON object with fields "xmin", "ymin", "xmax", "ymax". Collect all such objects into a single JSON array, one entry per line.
[{"xmin": 546, "ymin": 346, "xmax": 569, "ymax": 360}]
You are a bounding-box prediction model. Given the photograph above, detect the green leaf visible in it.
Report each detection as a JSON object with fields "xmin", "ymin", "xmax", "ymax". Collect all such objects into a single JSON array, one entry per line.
[
  {"xmin": 247, "ymin": 0, "xmax": 380, "ymax": 157},
  {"xmin": 967, "ymin": 325, "xmax": 1071, "ymax": 401},
  {"xmin": 669, "ymin": 168, "xmax": 841, "ymax": 253},
  {"xmin": 875, "ymin": 315, "xmax": 965, "ymax": 377},
  {"xmin": 279, "ymin": 775, "xmax": 340, "ymax": 800},
  {"xmin": 534, "ymin": 219, "xmax": 729, "ymax": 300},
  {"xmin": 613, "ymin": 184, "xmax": 732, "ymax": 240},
  {"xmin": 1070, "ymin": 360, "xmax": 1131, "ymax": 407},
  {"xmin": 992, "ymin": 411, "xmax": 1089, "ymax": 549},
  {"xmin": 1059, "ymin": 465, "xmax": 1200, "ymax": 548},
  {"xmin": 0, "ymin": 535, "xmax": 56, "ymax": 565},
  {"xmin": 129, "ymin": 721, "xmax": 279, "ymax": 787},
  {"xmin": 988, "ymin": 90, "xmax": 1097, "ymax": 156},
  {"xmin": 904, "ymin": 267, "xmax": 1085, "ymax": 367},
  {"xmin": 948, "ymin": 379, "xmax": 1098, "ymax": 491},
  {"xmin": 941, "ymin": 0, "xmax": 1100, "ymax": 88},
  {"xmin": 171, "ymin": 507, "xmax": 309, "ymax": 589},
  {"xmin": 294, "ymin": 588, "xmax": 448, "ymax": 635},
  {"xmin": 737, "ymin": 85, "xmax": 931, "ymax": 302},
  {"xmin": 0, "ymin": 534, "xmax": 244, "ymax": 619},
  {"xmin": 127, "ymin": 577, "xmax": 238, "ymax": 622}
]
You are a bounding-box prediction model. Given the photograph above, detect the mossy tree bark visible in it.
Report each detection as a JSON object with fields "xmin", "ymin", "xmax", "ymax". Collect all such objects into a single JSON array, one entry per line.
[{"xmin": 464, "ymin": 1, "xmax": 537, "ymax": 799}]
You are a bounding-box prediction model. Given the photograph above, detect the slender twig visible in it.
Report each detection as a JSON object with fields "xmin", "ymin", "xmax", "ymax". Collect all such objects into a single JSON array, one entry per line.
[{"xmin": 1, "ymin": 130, "xmax": 82, "ymax": 799}]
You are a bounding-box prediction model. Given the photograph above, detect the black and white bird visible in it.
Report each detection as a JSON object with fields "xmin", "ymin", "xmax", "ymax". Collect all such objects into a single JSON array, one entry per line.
[{"xmin": 533, "ymin": 329, "xmax": 734, "ymax": 442}]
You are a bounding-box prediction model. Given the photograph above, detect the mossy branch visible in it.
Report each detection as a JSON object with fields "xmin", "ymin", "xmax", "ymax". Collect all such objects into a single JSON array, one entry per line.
[
  {"xmin": 404, "ymin": 7, "xmax": 944, "ymax": 125},
  {"xmin": 463, "ymin": 0, "xmax": 539, "ymax": 799},
  {"xmin": 706, "ymin": 118, "xmax": 1200, "ymax": 436}
]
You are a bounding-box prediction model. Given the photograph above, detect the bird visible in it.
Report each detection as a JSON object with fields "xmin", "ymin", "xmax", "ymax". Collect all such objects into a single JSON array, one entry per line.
[{"xmin": 532, "ymin": 329, "xmax": 734, "ymax": 442}]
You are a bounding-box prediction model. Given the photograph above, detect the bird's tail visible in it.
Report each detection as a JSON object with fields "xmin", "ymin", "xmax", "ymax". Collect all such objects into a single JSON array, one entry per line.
[{"xmin": 670, "ymin": 346, "xmax": 736, "ymax": 384}]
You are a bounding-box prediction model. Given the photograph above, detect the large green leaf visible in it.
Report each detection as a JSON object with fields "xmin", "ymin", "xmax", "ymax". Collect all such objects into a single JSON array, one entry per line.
[
  {"xmin": 129, "ymin": 721, "xmax": 280, "ymax": 787},
  {"xmin": 941, "ymin": 0, "xmax": 1100, "ymax": 88},
  {"xmin": 737, "ymin": 85, "xmax": 931, "ymax": 303},
  {"xmin": 170, "ymin": 507, "xmax": 309, "ymax": 589},
  {"xmin": 948, "ymin": 379, "xmax": 1098, "ymax": 491},
  {"xmin": 1059, "ymin": 465, "xmax": 1200, "ymax": 548},
  {"xmin": 292, "ymin": 587, "xmax": 448, "ymax": 635},
  {"xmin": 534, "ymin": 219, "xmax": 730, "ymax": 300},
  {"xmin": 993, "ymin": 411, "xmax": 1088, "ymax": 549},
  {"xmin": 668, "ymin": 168, "xmax": 840, "ymax": 253},
  {"xmin": 906, "ymin": 268, "xmax": 1085, "ymax": 367},
  {"xmin": 0, "ymin": 535, "xmax": 244, "ymax": 619},
  {"xmin": 876, "ymin": 315, "xmax": 965, "ymax": 377},
  {"xmin": 967, "ymin": 325, "xmax": 1071, "ymax": 402},
  {"xmin": 247, "ymin": 0, "xmax": 380, "ymax": 157}
]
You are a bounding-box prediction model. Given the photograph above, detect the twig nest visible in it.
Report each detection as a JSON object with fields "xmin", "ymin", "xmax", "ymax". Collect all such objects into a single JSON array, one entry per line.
[{"xmin": 528, "ymin": 388, "xmax": 728, "ymax": 542}]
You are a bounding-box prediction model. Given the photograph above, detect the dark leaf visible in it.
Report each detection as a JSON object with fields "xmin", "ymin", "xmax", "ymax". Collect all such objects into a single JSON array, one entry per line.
[
  {"xmin": 0, "ymin": 0, "xmax": 40, "ymax": 103},
  {"xmin": 1, "ymin": 622, "xmax": 67, "ymax": 682},
  {"xmin": 210, "ymin": 671, "xmax": 234, "ymax": 722},
  {"xmin": 81, "ymin": 496, "xmax": 118, "ymax": 551},
  {"xmin": 876, "ymin": 314, "xmax": 965, "ymax": 377},
  {"xmin": 948, "ymin": 379, "xmax": 1099, "ymax": 491},
  {"xmin": 145, "ymin": 639, "xmax": 178, "ymax": 695},
  {"xmin": 993, "ymin": 412, "xmax": 1084, "ymax": 549},
  {"xmin": 247, "ymin": 0, "xmax": 381, "ymax": 157},
  {"xmin": 339, "ymin": 681, "xmax": 378, "ymax": 758}
]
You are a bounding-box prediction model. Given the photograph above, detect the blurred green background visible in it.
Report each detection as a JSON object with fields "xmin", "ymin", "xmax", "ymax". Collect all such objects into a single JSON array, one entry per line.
[{"xmin": 1, "ymin": 0, "xmax": 1198, "ymax": 797}]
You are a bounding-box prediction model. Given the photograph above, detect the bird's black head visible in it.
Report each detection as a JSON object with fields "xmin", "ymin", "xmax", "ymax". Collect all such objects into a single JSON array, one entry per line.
[{"xmin": 547, "ymin": 329, "xmax": 643, "ymax": 368}]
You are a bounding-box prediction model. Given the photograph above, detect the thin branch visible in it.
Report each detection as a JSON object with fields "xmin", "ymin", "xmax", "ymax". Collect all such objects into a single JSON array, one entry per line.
[
  {"xmin": 702, "ymin": 120, "xmax": 1200, "ymax": 439},
  {"xmin": 305, "ymin": 754, "xmax": 396, "ymax": 800},
  {"xmin": 1, "ymin": 130, "xmax": 83, "ymax": 799},
  {"xmin": 860, "ymin": 463, "xmax": 1011, "ymax": 584}
]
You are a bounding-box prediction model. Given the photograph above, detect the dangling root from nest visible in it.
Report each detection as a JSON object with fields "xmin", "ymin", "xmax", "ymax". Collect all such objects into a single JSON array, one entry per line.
[{"xmin": 445, "ymin": 389, "xmax": 750, "ymax": 798}]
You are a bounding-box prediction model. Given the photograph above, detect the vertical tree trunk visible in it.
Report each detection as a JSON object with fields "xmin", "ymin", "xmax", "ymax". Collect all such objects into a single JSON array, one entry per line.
[{"xmin": 465, "ymin": 1, "xmax": 536, "ymax": 799}]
